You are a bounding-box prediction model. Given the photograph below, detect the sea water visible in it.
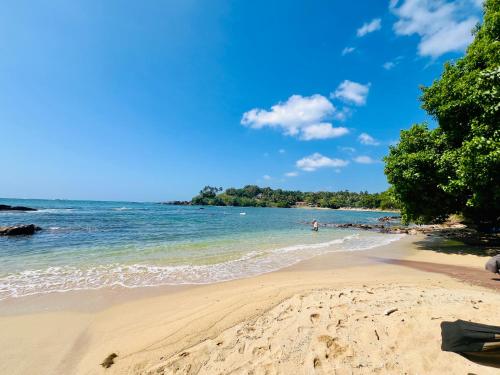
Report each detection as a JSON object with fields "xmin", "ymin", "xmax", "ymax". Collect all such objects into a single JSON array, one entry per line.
[{"xmin": 0, "ymin": 198, "xmax": 402, "ymax": 300}]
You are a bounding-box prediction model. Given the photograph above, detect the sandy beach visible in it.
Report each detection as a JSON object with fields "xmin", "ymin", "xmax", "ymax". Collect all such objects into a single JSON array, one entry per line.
[{"xmin": 0, "ymin": 234, "xmax": 498, "ymax": 375}]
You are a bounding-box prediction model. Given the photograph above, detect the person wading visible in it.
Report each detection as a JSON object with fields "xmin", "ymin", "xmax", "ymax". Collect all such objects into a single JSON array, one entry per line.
[{"xmin": 312, "ymin": 220, "xmax": 319, "ymax": 232}]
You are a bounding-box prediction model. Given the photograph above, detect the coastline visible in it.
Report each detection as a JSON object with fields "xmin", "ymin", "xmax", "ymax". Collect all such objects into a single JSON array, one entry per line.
[
  {"xmin": 0, "ymin": 234, "xmax": 498, "ymax": 374},
  {"xmin": 292, "ymin": 205, "xmax": 400, "ymax": 213}
]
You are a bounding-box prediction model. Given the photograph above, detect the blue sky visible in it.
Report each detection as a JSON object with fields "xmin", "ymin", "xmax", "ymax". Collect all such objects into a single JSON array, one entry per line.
[{"xmin": 0, "ymin": 0, "xmax": 483, "ymax": 201}]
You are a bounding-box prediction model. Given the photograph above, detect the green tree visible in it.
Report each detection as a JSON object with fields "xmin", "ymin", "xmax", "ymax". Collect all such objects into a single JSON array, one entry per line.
[
  {"xmin": 199, "ymin": 186, "xmax": 223, "ymax": 199},
  {"xmin": 385, "ymin": 0, "xmax": 500, "ymax": 228}
]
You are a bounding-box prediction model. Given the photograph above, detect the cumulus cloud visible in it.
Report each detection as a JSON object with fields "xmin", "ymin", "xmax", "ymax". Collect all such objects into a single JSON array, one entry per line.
[
  {"xmin": 241, "ymin": 94, "xmax": 349, "ymax": 141},
  {"xmin": 390, "ymin": 0, "xmax": 480, "ymax": 58},
  {"xmin": 296, "ymin": 153, "xmax": 349, "ymax": 172},
  {"xmin": 341, "ymin": 47, "xmax": 356, "ymax": 56},
  {"xmin": 353, "ymin": 155, "xmax": 379, "ymax": 164},
  {"xmin": 358, "ymin": 133, "xmax": 380, "ymax": 146},
  {"xmin": 263, "ymin": 174, "xmax": 272, "ymax": 180},
  {"xmin": 285, "ymin": 171, "xmax": 298, "ymax": 177},
  {"xmin": 332, "ymin": 80, "xmax": 371, "ymax": 106},
  {"xmin": 300, "ymin": 123, "xmax": 349, "ymax": 141},
  {"xmin": 278, "ymin": 149, "xmax": 285, "ymax": 154},
  {"xmin": 357, "ymin": 18, "xmax": 382, "ymax": 37}
]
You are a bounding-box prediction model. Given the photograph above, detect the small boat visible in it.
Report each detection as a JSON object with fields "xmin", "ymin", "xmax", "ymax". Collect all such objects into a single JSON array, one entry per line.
[{"xmin": 239, "ymin": 212, "xmax": 246, "ymax": 215}]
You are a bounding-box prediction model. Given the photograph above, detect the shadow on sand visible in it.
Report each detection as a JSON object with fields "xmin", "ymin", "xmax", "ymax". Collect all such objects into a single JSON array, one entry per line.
[{"xmin": 414, "ymin": 234, "xmax": 500, "ymax": 257}]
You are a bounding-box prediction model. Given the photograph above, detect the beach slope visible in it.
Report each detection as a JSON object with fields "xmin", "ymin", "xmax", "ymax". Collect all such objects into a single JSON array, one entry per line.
[{"xmin": 0, "ymin": 235, "xmax": 498, "ymax": 375}]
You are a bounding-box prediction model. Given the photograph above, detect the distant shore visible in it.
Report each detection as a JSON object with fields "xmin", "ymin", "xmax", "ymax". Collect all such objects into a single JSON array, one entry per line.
[
  {"xmin": 292, "ymin": 205, "xmax": 400, "ymax": 213},
  {"xmin": 162, "ymin": 202, "xmax": 401, "ymax": 213}
]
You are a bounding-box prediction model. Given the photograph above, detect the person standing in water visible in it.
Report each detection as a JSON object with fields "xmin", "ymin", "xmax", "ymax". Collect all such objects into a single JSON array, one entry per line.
[{"xmin": 312, "ymin": 220, "xmax": 319, "ymax": 232}]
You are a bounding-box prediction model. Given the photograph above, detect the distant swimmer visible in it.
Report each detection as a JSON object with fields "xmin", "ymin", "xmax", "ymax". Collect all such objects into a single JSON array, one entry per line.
[{"xmin": 312, "ymin": 220, "xmax": 319, "ymax": 232}]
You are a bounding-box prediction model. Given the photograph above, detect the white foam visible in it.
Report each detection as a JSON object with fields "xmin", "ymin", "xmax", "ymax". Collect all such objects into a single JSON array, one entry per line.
[
  {"xmin": 0, "ymin": 233, "xmax": 403, "ymax": 300},
  {"xmin": 33, "ymin": 208, "xmax": 75, "ymax": 214}
]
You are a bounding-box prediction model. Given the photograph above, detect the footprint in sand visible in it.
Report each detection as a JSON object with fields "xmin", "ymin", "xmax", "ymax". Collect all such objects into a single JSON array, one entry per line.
[
  {"xmin": 238, "ymin": 343, "xmax": 246, "ymax": 354},
  {"xmin": 313, "ymin": 357, "xmax": 321, "ymax": 368},
  {"xmin": 318, "ymin": 335, "xmax": 346, "ymax": 357},
  {"xmin": 252, "ymin": 346, "xmax": 268, "ymax": 356},
  {"xmin": 310, "ymin": 313, "xmax": 320, "ymax": 324},
  {"xmin": 298, "ymin": 326, "xmax": 311, "ymax": 333}
]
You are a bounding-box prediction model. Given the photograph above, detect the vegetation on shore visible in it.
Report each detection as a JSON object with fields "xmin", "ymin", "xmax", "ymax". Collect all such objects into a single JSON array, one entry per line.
[
  {"xmin": 190, "ymin": 185, "xmax": 399, "ymax": 210},
  {"xmin": 385, "ymin": 0, "xmax": 499, "ymax": 229}
]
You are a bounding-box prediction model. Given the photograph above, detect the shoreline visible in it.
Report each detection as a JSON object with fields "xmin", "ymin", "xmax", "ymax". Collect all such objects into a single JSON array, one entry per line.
[
  {"xmin": 292, "ymin": 206, "xmax": 400, "ymax": 213},
  {"xmin": 0, "ymin": 235, "xmax": 498, "ymax": 374},
  {"xmin": 0, "ymin": 232, "xmax": 405, "ymax": 315}
]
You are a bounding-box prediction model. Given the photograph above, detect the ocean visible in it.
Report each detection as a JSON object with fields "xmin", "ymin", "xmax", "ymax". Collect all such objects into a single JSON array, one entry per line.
[{"xmin": 0, "ymin": 198, "xmax": 402, "ymax": 300}]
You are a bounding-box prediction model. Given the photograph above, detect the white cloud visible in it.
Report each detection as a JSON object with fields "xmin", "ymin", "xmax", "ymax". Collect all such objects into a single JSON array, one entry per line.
[
  {"xmin": 339, "ymin": 146, "xmax": 356, "ymax": 153},
  {"xmin": 278, "ymin": 149, "xmax": 285, "ymax": 154},
  {"xmin": 332, "ymin": 80, "xmax": 371, "ymax": 106},
  {"xmin": 285, "ymin": 171, "xmax": 298, "ymax": 177},
  {"xmin": 341, "ymin": 47, "xmax": 356, "ymax": 56},
  {"xmin": 383, "ymin": 61, "xmax": 396, "ymax": 70},
  {"xmin": 358, "ymin": 133, "xmax": 380, "ymax": 146},
  {"xmin": 353, "ymin": 155, "xmax": 379, "ymax": 164},
  {"xmin": 390, "ymin": 0, "xmax": 480, "ymax": 58},
  {"xmin": 263, "ymin": 174, "xmax": 272, "ymax": 180},
  {"xmin": 241, "ymin": 94, "xmax": 349, "ymax": 141},
  {"xmin": 300, "ymin": 123, "xmax": 349, "ymax": 141},
  {"xmin": 296, "ymin": 153, "xmax": 349, "ymax": 172},
  {"xmin": 333, "ymin": 106, "xmax": 352, "ymax": 121},
  {"xmin": 357, "ymin": 18, "xmax": 382, "ymax": 37}
]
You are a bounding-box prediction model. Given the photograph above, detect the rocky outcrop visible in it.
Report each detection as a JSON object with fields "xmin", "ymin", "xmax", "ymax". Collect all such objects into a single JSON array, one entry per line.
[
  {"xmin": 0, "ymin": 224, "xmax": 42, "ymax": 236},
  {"xmin": 159, "ymin": 201, "xmax": 192, "ymax": 206},
  {"xmin": 0, "ymin": 204, "xmax": 37, "ymax": 212},
  {"xmin": 378, "ymin": 216, "xmax": 401, "ymax": 222},
  {"xmin": 325, "ymin": 222, "xmax": 465, "ymax": 235}
]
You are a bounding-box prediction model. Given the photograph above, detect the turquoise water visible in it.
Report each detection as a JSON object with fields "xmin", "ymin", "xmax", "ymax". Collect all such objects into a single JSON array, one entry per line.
[{"xmin": 0, "ymin": 198, "xmax": 402, "ymax": 300}]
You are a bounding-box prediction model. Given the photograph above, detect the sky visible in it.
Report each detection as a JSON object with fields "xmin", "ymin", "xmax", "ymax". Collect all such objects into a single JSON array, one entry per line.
[{"xmin": 0, "ymin": 0, "xmax": 484, "ymax": 201}]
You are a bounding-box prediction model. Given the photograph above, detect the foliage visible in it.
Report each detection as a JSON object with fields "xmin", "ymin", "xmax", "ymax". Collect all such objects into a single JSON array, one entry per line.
[
  {"xmin": 190, "ymin": 185, "xmax": 400, "ymax": 210},
  {"xmin": 192, "ymin": 186, "xmax": 223, "ymax": 204},
  {"xmin": 385, "ymin": 0, "xmax": 500, "ymax": 228}
]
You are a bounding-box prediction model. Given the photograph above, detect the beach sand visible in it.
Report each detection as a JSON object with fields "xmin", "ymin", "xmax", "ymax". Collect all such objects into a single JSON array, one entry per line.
[{"xmin": 0, "ymin": 235, "xmax": 498, "ymax": 374}]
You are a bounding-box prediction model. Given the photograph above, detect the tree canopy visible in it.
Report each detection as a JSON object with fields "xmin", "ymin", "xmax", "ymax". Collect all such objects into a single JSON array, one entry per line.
[
  {"xmin": 385, "ymin": 0, "xmax": 500, "ymax": 228},
  {"xmin": 191, "ymin": 185, "xmax": 399, "ymax": 210}
]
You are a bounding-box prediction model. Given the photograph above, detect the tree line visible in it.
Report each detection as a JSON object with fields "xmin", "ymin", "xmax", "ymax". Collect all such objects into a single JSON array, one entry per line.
[{"xmin": 191, "ymin": 185, "xmax": 399, "ymax": 210}]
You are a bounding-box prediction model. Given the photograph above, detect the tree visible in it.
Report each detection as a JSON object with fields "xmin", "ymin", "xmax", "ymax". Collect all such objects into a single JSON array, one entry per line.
[
  {"xmin": 199, "ymin": 186, "xmax": 223, "ymax": 199},
  {"xmin": 385, "ymin": 0, "xmax": 500, "ymax": 228}
]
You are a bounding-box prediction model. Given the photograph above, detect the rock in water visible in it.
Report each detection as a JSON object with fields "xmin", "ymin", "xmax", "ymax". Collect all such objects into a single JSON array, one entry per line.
[
  {"xmin": 0, "ymin": 224, "xmax": 42, "ymax": 236},
  {"xmin": 0, "ymin": 204, "xmax": 37, "ymax": 212}
]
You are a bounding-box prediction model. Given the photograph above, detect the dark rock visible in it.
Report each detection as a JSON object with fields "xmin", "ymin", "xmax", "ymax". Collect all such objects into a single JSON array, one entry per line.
[
  {"xmin": 159, "ymin": 201, "xmax": 192, "ymax": 206},
  {"xmin": 378, "ymin": 215, "xmax": 401, "ymax": 222},
  {"xmin": 0, "ymin": 224, "xmax": 42, "ymax": 236},
  {"xmin": 324, "ymin": 222, "xmax": 412, "ymax": 234},
  {"xmin": 101, "ymin": 353, "xmax": 118, "ymax": 368},
  {"xmin": 0, "ymin": 204, "xmax": 37, "ymax": 212},
  {"xmin": 332, "ymin": 223, "xmax": 385, "ymax": 231}
]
